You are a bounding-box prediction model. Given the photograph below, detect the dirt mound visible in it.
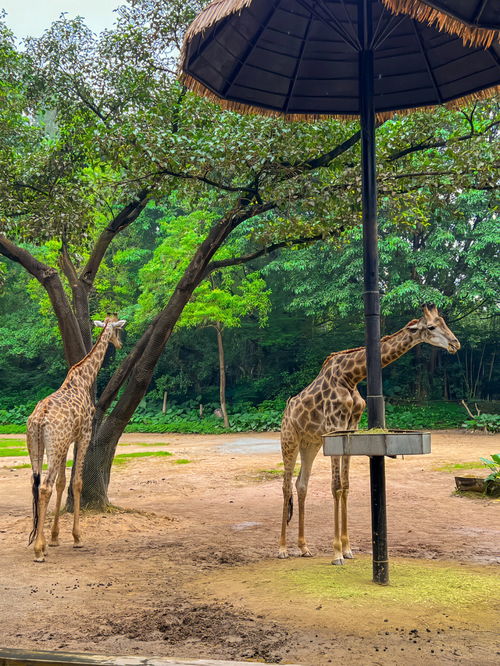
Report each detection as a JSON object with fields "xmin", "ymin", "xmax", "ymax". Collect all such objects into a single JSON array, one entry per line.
[{"xmin": 107, "ymin": 599, "xmax": 294, "ymax": 663}]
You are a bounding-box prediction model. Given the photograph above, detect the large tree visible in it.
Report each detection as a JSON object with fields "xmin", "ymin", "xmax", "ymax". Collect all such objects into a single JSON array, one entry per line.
[{"xmin": 0, "ymin": 3, "xmax": 498, "ymax": 508}]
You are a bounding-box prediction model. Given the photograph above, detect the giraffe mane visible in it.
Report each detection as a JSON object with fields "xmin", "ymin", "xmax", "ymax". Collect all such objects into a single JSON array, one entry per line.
[{"xmin": 321, "ymin": 319, "xmax": 420, "ymax": 367}]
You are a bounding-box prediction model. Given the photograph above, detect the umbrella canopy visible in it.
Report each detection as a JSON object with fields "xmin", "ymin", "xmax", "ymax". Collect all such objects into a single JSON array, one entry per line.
[
  {"xmin": 382, "ymin": 0, "xmax": 500, "ymax": 47},
  {"xmin": 179, "ymin": 0, "xmax": 499, "ymax": 120}
]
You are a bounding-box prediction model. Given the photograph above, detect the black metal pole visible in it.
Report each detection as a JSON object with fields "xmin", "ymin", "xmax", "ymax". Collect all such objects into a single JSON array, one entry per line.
[{"xmin": 358, "ymin": 0, "xmax": 389, "ymax": 585}]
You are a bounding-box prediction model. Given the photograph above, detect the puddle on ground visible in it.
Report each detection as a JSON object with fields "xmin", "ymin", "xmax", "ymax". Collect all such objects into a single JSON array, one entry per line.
[
  {"xmin": 219, "ymin": 437, "xmax": 281, "ymax": 454},
  {"xmin": 231, "ymin": 521, "xmax": 263, "ymax": 531}
]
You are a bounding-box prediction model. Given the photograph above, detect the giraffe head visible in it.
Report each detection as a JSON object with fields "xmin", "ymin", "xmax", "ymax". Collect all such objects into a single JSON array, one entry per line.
[
  {"xmin": 93, "ymin": 314, "xmax": 126, "ymax": 349},
  {"xmin": 407, "ymin": 304, "xmax": 460, "ymax": 353}
]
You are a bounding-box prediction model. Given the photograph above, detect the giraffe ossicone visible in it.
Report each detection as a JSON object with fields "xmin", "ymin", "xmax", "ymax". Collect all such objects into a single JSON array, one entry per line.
[
  {"xmin": 279, "ymin": 304, "xmax": 460, "ymax": 563},
  {"xmin": 27, "ymin": 315, "xmax": 126, "ymax": 562}
]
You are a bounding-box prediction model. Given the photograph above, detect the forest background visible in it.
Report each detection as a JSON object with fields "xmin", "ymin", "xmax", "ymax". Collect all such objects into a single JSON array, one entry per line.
[{"xmin": 0, "ymin": 1, "xmax": 498, "ymax": 506}]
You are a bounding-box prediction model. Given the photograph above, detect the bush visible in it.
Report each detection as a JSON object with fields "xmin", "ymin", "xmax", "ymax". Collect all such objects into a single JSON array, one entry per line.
[
  {"xmin": 462, "ymin": 414, "xmax": 500, "ymax": 433},
  {"xmin": 0, "ymin": 396, "xmax": 469, "ymax": 435}
]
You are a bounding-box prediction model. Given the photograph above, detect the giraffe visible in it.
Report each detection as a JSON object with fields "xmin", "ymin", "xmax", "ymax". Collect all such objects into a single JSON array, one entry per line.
[
  {"xmin": 27, "ymin": 315, "xmax": 126, "ymax": 562},
  {"xmin": 279, "ymin": 304, "xmax": 460, "ymax": 564}
]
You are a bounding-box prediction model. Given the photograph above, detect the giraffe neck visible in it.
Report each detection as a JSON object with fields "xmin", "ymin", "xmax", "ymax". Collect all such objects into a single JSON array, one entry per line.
[
  {"xmin": 64, "ymin": 326, "xmax": 114, "ymax": 390},
  {"xmin": 331, "ymin": 325, "xmax": 420, "ymax": 386}
]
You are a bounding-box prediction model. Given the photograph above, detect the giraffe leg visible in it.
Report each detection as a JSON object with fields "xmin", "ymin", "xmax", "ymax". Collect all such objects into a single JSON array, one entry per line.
[
  {"xmin": 49, "ymin": 458, "xmax": 67, "ymax": 546},
  {"xmin": 331, "ymin": 456, "xmax": 344, "ymax": 565},
  {"xmin": 278, "ymin": 435, "xmax": 298, "ymax": 559},
  {"xmin": 296, "ymin": 443, "xmax": 321, "ymax": 557},
  {"xmin": 72, "ymin": 431, "xmax": 91, "ymax": 548},
  {"xmin": 340, "ymin": 455, "xmax": 353, "ymax": 559}
]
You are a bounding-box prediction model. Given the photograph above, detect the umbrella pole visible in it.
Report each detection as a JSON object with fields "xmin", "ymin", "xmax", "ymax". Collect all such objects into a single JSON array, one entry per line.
[{"xmin": 359, "ymin": 0, "xmax": 389, "ymax": 585}]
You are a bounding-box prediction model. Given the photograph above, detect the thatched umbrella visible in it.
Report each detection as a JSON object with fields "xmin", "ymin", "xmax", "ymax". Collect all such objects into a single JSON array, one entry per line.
[
  {"xmin": 179, "ymin": 0, "xmax": 499, "ymax": 584},
  {"xmin": 382, "ymin": 0, "xmax": 500, "ymax": 47}
]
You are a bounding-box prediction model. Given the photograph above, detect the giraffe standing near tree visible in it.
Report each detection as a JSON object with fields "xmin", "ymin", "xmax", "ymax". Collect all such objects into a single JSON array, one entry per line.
[
  {"xmin": 27, "ymin": 315, "xmax": 126, "ymax": 562},
  {"xmin": 279, "ymin": 305, "xmax": 460, "ymax": 564}
]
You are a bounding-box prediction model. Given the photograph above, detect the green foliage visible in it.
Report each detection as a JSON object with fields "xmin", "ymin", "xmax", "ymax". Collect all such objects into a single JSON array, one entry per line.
[
  {"xmin": 479, "ymin": 454, "xmax": 500, "ymax": 482},
  {"xmin": 462, "ymin": 414, "xmax": 500, "ymax": 433}
]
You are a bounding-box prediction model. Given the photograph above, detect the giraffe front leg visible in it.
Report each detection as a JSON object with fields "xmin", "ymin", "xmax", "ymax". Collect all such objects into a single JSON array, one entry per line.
[
  {"xmin": 341, "ymin": 456, "xmax": 353, "ymax": 559},
  {"xmin": 331, "ymin": 456, "xmax": 344, "ymax": 565},
  {"xmin": 49, "ymin": 459, "xmax": 67, "ymax": 547}
]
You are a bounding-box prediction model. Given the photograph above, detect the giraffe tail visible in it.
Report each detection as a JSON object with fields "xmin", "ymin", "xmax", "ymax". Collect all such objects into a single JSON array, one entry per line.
[
  {"xmin": 287, "ymin": 494, "xmax": 293, "ymax": 524},
  {"xmin": 27, "ymin": 419, "xmax": 45, "ymax": 546},
  {"xmin": 28, "ymin": 472, "xmax": 41, "ymax": 546}
]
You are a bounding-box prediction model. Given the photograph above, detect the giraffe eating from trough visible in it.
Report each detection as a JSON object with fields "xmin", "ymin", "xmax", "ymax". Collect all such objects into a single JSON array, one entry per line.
[
  {"xmin": 279, "ymin": 304, "xmax": 460, "ymax": 564},
  {"xmin": 27, "ymin": 315, "xmax": 126, "ymax": 562}
]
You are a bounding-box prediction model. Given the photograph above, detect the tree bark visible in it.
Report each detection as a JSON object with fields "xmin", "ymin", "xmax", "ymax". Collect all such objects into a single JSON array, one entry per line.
[{"xmin": 215, "ymin": 324, "xmax": 230, "ymax": 428}]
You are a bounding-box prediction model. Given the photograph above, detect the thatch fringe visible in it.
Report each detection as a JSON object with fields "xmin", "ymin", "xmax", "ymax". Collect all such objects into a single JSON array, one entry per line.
[
  {"xmin": 184, "ymin": 0, "xmax": 253, "ymax": 42},
  {"xmin": 183, "ymin": 0, "xmax": 500, "ymax": 49},
  {"xmin": 180, "ymin": 71, "xmax": 499, "ymax": 123},
  {"xmin": 381, "ymin": 0, "xmax": 499, "ymax": 47}
]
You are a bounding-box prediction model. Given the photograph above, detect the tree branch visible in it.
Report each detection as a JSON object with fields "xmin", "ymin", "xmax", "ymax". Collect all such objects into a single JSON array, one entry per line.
[
  {"xmin": 387, "ymin": 120, "xmax": 500, "ymax": 162},
  {"xmin": 203, "ymin": 234, "xmax": 324, "ymax": 277},
  {"xmin": 0, "ymin": 234, "xmax": 86, "ymax": 365},
  {"xmin": 79, "ymin": 188, "xmax": 150, "ymax": 289}
]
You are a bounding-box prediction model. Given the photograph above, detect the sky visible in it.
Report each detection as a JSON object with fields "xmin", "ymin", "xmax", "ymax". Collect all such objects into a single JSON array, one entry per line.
[{"xmin": 1, "ymin": 0, "xmax": 121, "ymax": 39}]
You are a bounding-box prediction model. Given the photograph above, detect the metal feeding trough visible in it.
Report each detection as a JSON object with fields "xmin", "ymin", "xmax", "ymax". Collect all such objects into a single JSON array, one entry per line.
[{"xmin": 323, "ymin": 430, "xmax": 431, "ymax": 457}]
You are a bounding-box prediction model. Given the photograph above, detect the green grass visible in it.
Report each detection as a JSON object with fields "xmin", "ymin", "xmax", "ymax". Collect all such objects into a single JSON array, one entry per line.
[
  {"xmin": 173, "ymin": 458, "xmax": 191, "ymax": 464},
  {"xmin": 0, "ymin": 439, "xmax": 25, "ymax": 448},
  {"xmin": 10, "ymin": 460, "xmax": 73, "ymax": 470},
  {"xmin": 434, "ymin": 461, "xmax": 485, "ymax": 473},
  {"xmin": 118, "ymin": 441, "xmax": 172, "ymax": 447},
  {"xmin": 0, "ymin": 447, "xmax": 28, "ymax": 457},
  {"xmin": 0, "ymin": 425, "xmax": 26, "ymax": 434},
  {"xmin": 7, "ymin": 451, "xmax": 175, "ymax": 470},
  {"xmin": 112, "ymin": 451, "xmax": 173, "ymax": 465}
]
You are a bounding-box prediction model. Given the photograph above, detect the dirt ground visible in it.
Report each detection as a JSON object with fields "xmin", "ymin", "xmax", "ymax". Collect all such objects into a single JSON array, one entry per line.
[{"xmin": 0, "ymin": 430, "xmax": 499, "ymax": 665}]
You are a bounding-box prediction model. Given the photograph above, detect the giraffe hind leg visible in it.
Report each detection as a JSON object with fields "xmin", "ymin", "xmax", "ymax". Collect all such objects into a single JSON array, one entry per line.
[
  {"xmin": 278, "ymin": 433, "xmax": 298, "ymax": 559},
  {"xmin": 49, "ymin": 458, "xmax": 67, "ymax": 546}
]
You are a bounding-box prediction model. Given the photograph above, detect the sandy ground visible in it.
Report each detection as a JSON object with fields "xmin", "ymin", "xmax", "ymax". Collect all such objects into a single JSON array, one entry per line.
[{"xmin": 0, "ymin": 430, "xmax": 498, "ymax": 665}]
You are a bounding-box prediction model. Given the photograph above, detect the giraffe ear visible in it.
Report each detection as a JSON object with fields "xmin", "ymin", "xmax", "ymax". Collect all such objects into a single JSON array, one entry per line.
[
  {"xmin": 112, "ymin": 319, "xmax": 127, "ymax": 329},
  {"xmin": 93, "ymin": 320, "xmax": 106, "ymax": 328}
]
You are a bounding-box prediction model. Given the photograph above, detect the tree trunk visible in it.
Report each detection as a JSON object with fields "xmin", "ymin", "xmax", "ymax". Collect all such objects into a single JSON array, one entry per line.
[
  {"xmin": 215, "ymin": 324, "xmax": 230, "ymax": 428},
  {"xmin": 75, "ymin": 204, "xmax": 270, "ymax": 509}
]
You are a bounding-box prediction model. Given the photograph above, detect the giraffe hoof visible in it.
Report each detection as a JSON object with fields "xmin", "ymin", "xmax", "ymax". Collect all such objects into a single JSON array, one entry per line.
[
  {"xmin": 33, "ymin": 556, "xmax": 45, "ymax": 563},
  {"xmin": 49, "ymin": 540, "xmax": 59, "ymax": 547},
  {"xmin": 331, "ymin": 558, "xmax": 344, "ymax": 566},
  {"xmin": 343, "ymin": 550, "xmax": 354, "ymax": 559},
  {"xmin": 278, "ymin": 550, "xmax": 289, "ymax": 559},
  {"xmin": 73, "ymin": 543, "xmax": 83, "ymax": 549},
  {"xmin": 300, "ymin": 549, "xmax": 313, "ymax": 558}
]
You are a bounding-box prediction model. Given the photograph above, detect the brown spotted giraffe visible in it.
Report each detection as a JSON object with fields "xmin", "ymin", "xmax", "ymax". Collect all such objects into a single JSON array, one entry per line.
[
  {"xmin": 27, "ymin": 315, "xmax": 126, "ymax": 562},
  {"xmin": 279, "ymin": 305, "xmax": 460, "ymax": 564}
]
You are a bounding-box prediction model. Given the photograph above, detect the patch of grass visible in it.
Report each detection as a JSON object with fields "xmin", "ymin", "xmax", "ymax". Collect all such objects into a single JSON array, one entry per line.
[
  {"xmin": 112, "ymin": 451, "xmax": 173, "ymax": 465},
  {"xmin": 210, "ymin": 555, "xmax": 498, "ymax": 612},
  {"xmin": 0, "ymin": 447, "xmax": 28, "ymax": 457},
  {"xmin": 0, "ymin": 439, "xmax": 25, "ymax": 448},
  {"xmin": 8, "ymin": 460, "xmax": 73, "ymax": 470},
  {"xmin": 173, "ymin": 458, "xmax": 191, "ymax": 464},
  {"xmin": 118, "ymin": 441, "xmax": 172, "ymax": 447},
  {"xmin": 253, "ymin": 465, "xmax": 300, "ymax": 481},
  {"xmin": 435, "ymin": 461, "xmax": 485, "ymax": 473},
  {"xmin": 0, "ymin": 425, "xmax": 26, "ymax": 434}
]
